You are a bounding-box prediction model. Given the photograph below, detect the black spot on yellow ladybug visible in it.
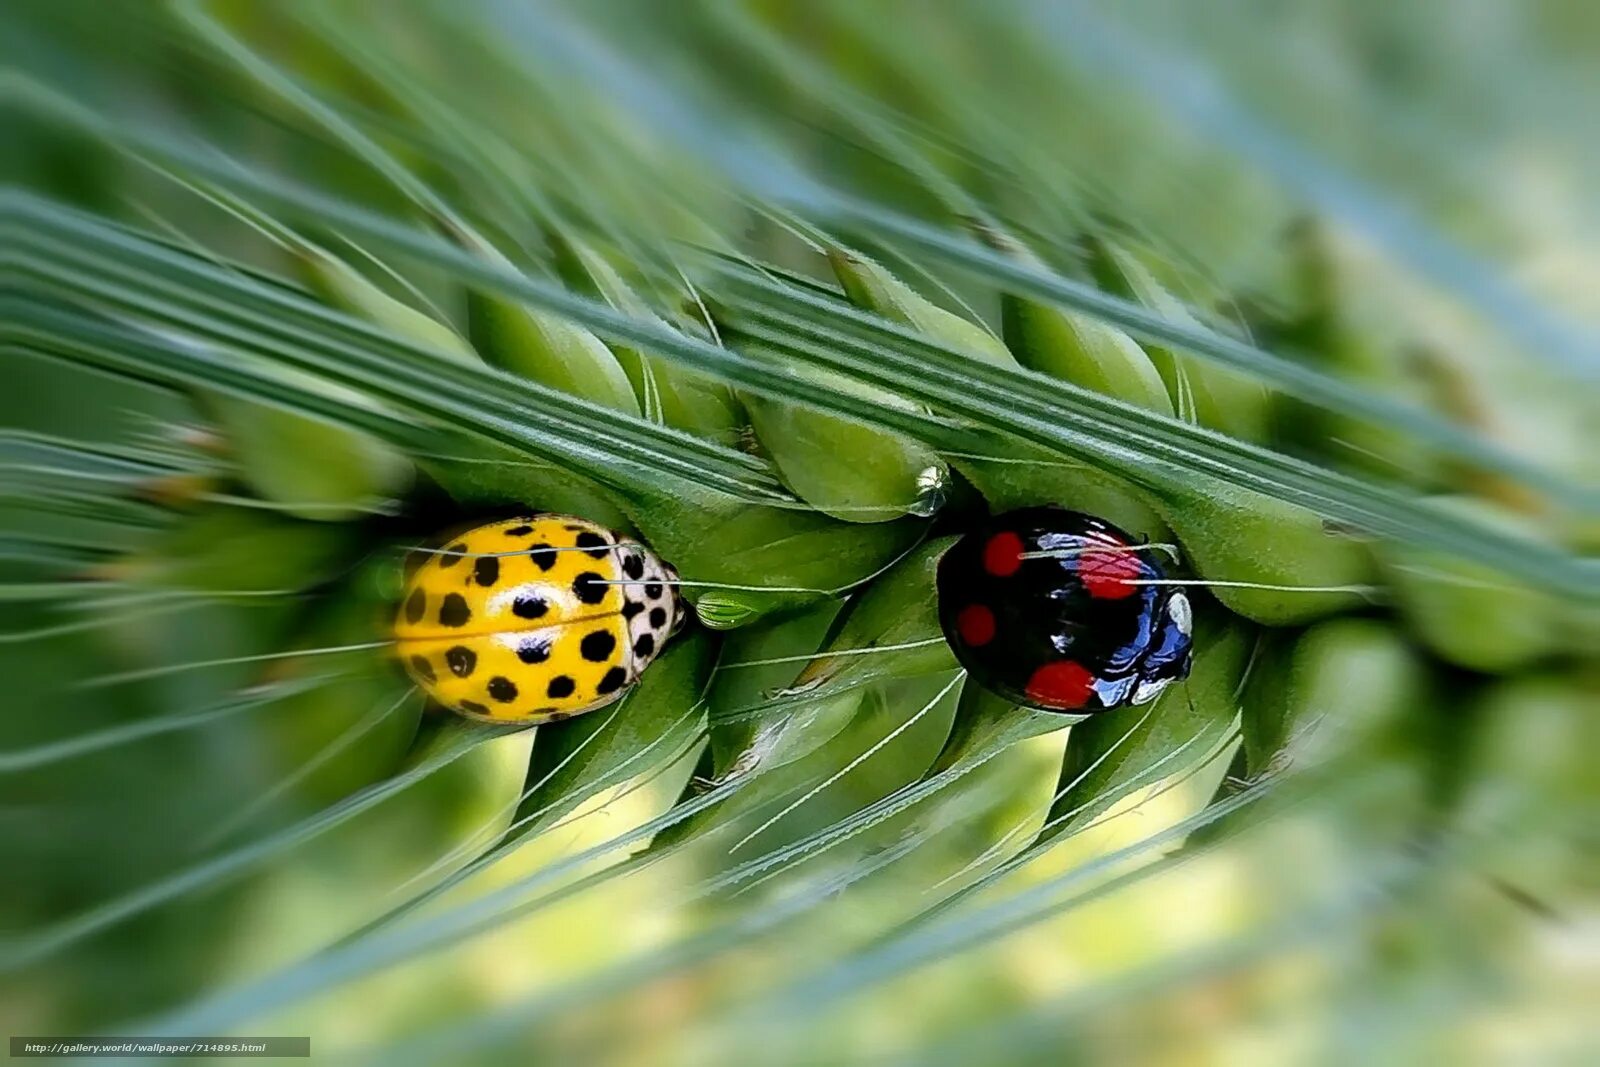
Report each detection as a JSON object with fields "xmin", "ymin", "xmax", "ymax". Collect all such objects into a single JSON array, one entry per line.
[
  {"xmin": 573, "ymin": 572, "xmax": 607, "ymax": 605},
  {"xmin": 580, "ymin": 630, "xmax": 616, "ymax": 661},
  {"xmin": 405, "ymin": 589, "xmax": 426, "ymax": 624},
  {"xmin": 575, "ymin": 531, "xmax": 610, "ymax": 559},
  {"xmin": 439, "ymin": 593, "xmax": 471, "ymax": 628},
  {"xmin": 446, "ymin": 646, "xmax": 476, "ymax": 678},
  {"xmin": 596, "ymin": 666, "xmax": 627, "ymax": 695},
  {"xmin": 512, "ymin": 594, "xmax": 547, "ymax": 619}
]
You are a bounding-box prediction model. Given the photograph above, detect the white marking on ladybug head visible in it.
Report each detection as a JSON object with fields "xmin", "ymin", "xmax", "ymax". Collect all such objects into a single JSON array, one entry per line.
[
  {"xmin": 1132, "ymin": 676, "xmax": 1174, "ymax": 705},
  {"xmin": 1168, "ymin": 592, "xmax": 1192, "ymax": 636}
]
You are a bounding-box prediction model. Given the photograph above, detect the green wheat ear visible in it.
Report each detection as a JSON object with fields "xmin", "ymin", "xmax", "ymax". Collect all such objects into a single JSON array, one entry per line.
[{"xmin": 1, "ymin": 1, "xmax": 1592, "ymax": 1062}]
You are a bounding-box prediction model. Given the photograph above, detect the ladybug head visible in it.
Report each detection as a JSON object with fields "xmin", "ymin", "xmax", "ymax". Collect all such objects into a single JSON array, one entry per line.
[{"xmin": 1129, "ymin": 590, "xmax": 1194, "ymax": 705}]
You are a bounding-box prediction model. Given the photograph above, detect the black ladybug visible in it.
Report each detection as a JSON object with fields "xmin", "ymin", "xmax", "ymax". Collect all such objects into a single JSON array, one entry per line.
[{"xmin": 937, "ymin": 507, "xmax": 1193, "ymax": 713}]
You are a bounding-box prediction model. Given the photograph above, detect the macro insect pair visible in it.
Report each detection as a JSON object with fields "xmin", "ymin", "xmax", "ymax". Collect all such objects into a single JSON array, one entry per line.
[{"xmin": 395, "ymin": 506, "xmax": 1192, "ymax": 722}]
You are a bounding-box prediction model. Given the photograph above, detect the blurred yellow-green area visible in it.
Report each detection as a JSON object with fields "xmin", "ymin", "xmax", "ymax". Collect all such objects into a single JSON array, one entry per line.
[{"xmin": 1, "ymin": 1, "xmax": 1596, "ymax": 1064}]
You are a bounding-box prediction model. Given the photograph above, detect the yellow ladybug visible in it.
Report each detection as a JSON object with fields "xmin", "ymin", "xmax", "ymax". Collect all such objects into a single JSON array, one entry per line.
[{"xmin": 395, "ymin": 515, "xmax": 686, "ymax": 723}]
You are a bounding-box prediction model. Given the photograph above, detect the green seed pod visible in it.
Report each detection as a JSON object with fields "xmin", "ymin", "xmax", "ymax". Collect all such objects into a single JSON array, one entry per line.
[
  {"xmin": 300, "ymin": 241, "xmax": 632, "ymax": 528},
  {"xmin": 696, "ymin": 672, "xmax": 963, "ymax": 862},
  {"xmin": 111, "ymin": 503, "xmax": 356, "ymax": 595},
  {"xmin": 419, "ymin": 441, "xmax": 635, "ymax": 534},
  {"xmin": 790, "ymin": 537, "xmax": 959, "ymax": 695},
  {"xmin": 229, "ymin": 241, "xmax": 473, "ymax": 522},
  {"xmin": 829, "ymin": 246, "xmax": 1012, "ymax": 367},
  {"xmin": 1005, "ymin": 298, "xmax": 1174, "ymax": 415},
  {"xmin": 989, "ymin": 235, "xmax": 1173, "ymax": 417},
  {"xmin": 1310, "ymin": 333, "xmax": 1440, "ymax": 485},
  {"xmin": 548, "ymin": 230, "xmax": 744, "ymax": 439},
  {"xmin": 205, "ymin": 386, "xmax": 413, "ymax": 522},
  {"xmin": 1090, "ymin": 239, "xmax": 1274, "ymax": 443},
  {"xmin": 1382, "ymin": 496, "xmax": 1563, "ymax": 672},
  {"xmin": 455, "ymin": 244, "xmax": 646, "ymax": 528},
  {"xmin": 236, "ymin": 569, "xmax": 422, "ymax": 825},
  {"xmin": 827, "ymin": 246, "xmax": 1166, "ymax": 538},
  {"xmin": 1456, "ymin": 671, "xmax": 1596, "ymax": 911},
  {"xmin": 199, "ymin": 241, "xmax": 440, "ymax": 522},
  {"xmin": 1050, "ymin": 611, "xmax": 1252, "ymax": 834},
  {"xmin": 626, "ymin": 486, "xmax": 926, "ymax": 629},
  {"xmin": 1278, "ymin": 225, "xmax": 1441, "ymax": 483},
  {"xmin": 958, "ymin": 448, "xmax": 1170, "ymax": 546},
  {"xmin": 1156, "ymin": 476, "xmax": 1376, "ymax": 625},
  {"xmin": 1240, "ymin": 617, "xmax": 1431, "ymax": 781},
  {"xmin": 297, "ymin": 245, "xmax": 478, "ymax": 365},
  {"xmin": 516, "ymin": 631, "xmax": 713, "ymax": 838},
  {"xmin": 916, "ymin": 685, "xmax": 1073, "ymax": 884},
  {"xmin": 739, "ymin": 339, "xmax": 948, "ymax": 523},
  {"xmin": 465, "ymin": 247, "xmax": 639, "ymax": 417},
  {"xmin": 222, "ymin": 721, "xmax": 536, "ymax": 978},
  {"xmin": 723, "ymin": 254, "xmax": 951, "ymax": 522},
  {"xmin": 384, "ymin": 722, "xmax": 537, "ymax": 871},
  {"xmin": 706, "ymin": 598, "xmax": 848, "ymax": 779}
]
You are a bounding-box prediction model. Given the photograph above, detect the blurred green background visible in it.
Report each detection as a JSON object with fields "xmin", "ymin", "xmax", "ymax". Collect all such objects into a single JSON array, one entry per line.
[{"xmin": 1, "ymin": 2, "xmax": 1595, "ymax": 1064}]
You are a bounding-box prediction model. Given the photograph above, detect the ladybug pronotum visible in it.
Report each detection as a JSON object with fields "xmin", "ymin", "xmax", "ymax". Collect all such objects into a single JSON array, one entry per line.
[
  {"xmin": 937, "ymin": 506, "xmax": 1193, "ymax": 713},
  {"xmin": 395, "ymin": 515, "xmax": 686, "ymax": 723}
]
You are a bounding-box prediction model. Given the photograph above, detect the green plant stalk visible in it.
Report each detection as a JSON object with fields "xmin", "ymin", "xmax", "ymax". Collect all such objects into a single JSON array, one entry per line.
[
  {"xmin": 625, "ymin": 484, "xmax": 927, "ymax": 629},
  {"xmin": 1090, "ymin": 239, "xmax": 1274, "ymax": 444},
  {"xmin": 548, "ymin": 229, "xmax": 744, "ymax": 438},
  {"xmin": 1381, "ymin": 496, "xmax": 1562, "ymax": 672},
  {"xmin": 828, "ymin": 247, "xmax": 1167, "ymax": 538},
  {"xmin": 1155, "ymin": 475, "xmax": 1377, "ymax": 625},
  {"xmin": 737, "ymin": 336, "xmax": 948, "ymax": 523}
]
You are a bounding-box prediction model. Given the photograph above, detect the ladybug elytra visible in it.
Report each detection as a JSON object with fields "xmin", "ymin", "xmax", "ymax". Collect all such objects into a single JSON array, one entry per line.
[
  {"xmin": 395, "ymin": 515, "xmax": 686, "ymax": 723},
  {"xmin": 937, "ymin": 506, "xmax": 1193, "ymax": 713}
]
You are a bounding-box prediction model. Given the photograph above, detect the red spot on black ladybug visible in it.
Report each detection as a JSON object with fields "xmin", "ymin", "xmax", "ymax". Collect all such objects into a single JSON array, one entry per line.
[
  {"xmin": 1024, "ymin": 660, "xmax": 1095, "ymax": 709},
  {"xmin": 1077, "ymin": 544, "xmax": 1141, "ymax": 600},
  {"xmin": 955, "ymin": 604, "xmax": 996, "ymax": 646},
  {"xmin": 983, "ymin": 531, "xmax": 1025, "ymax": 577}
]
